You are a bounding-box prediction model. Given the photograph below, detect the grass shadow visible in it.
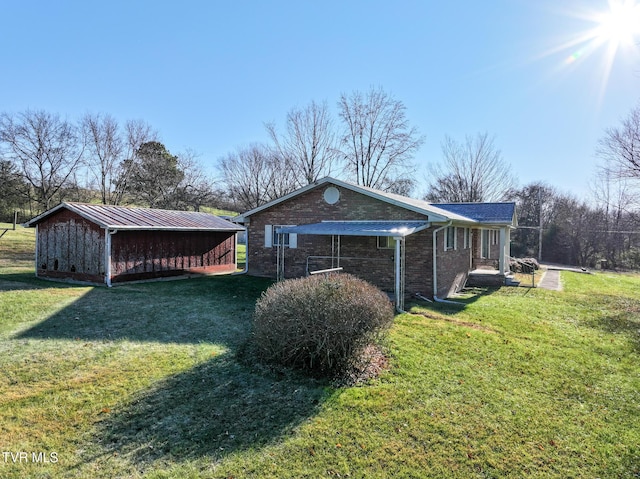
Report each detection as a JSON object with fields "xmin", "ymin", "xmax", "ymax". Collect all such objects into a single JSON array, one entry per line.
[
  {"xmin": 0, "ymin": 271, "xmax": 78, "ymax": 291},
  {"xmin": 409, "ymin": 285, "xmax": 500, "ymax": 313},
  {"xmin": 15, "ymin": 275, "xmax": 273, "ymax": 346},
  {"xmin": 9, "ymin": 272, "xmax": 332, "ymax": 473},
  {"xmin": 585, "ymin": 295, "xmax": 640, "ymax": 353},
  {"xmin": 77, "ymin": 353, "xmax": 328, "ymax": 471}
]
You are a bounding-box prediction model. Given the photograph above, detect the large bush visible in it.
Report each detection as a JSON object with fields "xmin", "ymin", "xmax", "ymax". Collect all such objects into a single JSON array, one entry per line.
[{"xmin": 253, "ymin": 273, "xmax": 394, "ymax": 378}]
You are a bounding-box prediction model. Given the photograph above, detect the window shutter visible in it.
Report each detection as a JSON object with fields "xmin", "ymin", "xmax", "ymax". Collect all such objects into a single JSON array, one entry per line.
[
  {"xmin": 289, "ymin": 233, "xmax": 297, "ymax": 249},
  {"xmin": 264, "ymin": 225, "xmax": 272, "ymax": 247}
]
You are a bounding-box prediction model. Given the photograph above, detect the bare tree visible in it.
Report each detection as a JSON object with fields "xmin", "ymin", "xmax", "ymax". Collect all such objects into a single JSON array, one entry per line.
[
  {"xmin": 82, "ymin": 113, "xmax": 123, "ymax": 204},
  {"xmin": 0, "ymin": 110, "xmax": 85, "ymax": 211},
  {"xmin": 425, "ymin": 132, "xmax": 516, "ymax": 202},
  {"xmin": 338, "ymin": 87, "xmax": 423, "ymax": 192},
  {"xmin": 266, "ymin": 100, "xmax": 340, "ymax": 187},
  {"xmin": 173, "ymin": 149, "xmax": 219, "ymax": 211},
  {"xmin": 544, "ymin": 195, "xmax": 605, "ymax": 267},
  {"xmin": 113, "ymin": 119, "xmax": 158, "ymax": 205},
  {"xmin": 591, "ymin": 164, "xmax": 639, "ymax": 267},
  {"xmin": 597, "ymin": 103, "xmax": 640, "ymax": 183},
  {"xmin": 218, "ymin": 143, "xmax": 296, "ymax": 211},
  {"xmin": 0, "ymin": 159, "xmax": 29, "ymax": 219}
]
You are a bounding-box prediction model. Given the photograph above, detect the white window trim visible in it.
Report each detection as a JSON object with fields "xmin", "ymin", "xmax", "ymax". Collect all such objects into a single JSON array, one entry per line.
[
  {"xmin": 444, "ymin": 226, "xmax": 457, "ymax": 251},
  {"xmin": 463, "ymin": 228, "xmax": 471, "ymax": 249},
  {"xmin": 264, "ymin": 224, "xmax": 297, "ymax": 249},
  {"xmin": 264, "ymin": 224, "xmax": 272, "ymax": 248},
  {"xmin": 481, "ymin": 229, "xmax": 490, "ymax": 259},
  {"xmin": 377, "ymin": 236, "xmax": 395, "ymax": 249}
]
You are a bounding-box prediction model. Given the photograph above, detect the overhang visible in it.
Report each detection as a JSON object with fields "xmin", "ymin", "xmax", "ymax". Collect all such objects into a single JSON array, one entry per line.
[{"xmin": 276, "ymin": 220, "xmax": 430, "ymax": 237}]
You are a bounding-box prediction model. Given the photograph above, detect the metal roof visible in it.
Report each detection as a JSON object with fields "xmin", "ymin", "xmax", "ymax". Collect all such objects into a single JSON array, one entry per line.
[
  {"xmin": 276, "ymin": 221, "xmax": 430, "ymax": 237},
  {"xmin": 235, "ymin": 177, "xmax": 474, "ymax": 224},
  {"xmin": 27, "ymin": 202, "xmax": 245, "ymax": 232},
  {"xmin": 433, "ymin": 202, "xmax": 516, "ymax": 225}
]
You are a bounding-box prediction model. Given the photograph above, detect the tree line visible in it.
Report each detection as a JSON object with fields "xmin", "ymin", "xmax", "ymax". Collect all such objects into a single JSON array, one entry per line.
[
  {"xmin": 508, "ymin": 102, "xmax": 640, "ymax": 269},
  {"xmin": 1, "ymin": 88, "xmax": 639, "ymax": 269},
  {"xmin": 0, "ymin": 111, "xmax": 219, "ymax": 218}
]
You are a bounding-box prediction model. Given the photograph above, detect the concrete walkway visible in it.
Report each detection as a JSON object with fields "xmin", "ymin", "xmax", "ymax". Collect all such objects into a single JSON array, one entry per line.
[{"xmin": 538, "ymin": 269, "xmax": 562, "ymax": 291}]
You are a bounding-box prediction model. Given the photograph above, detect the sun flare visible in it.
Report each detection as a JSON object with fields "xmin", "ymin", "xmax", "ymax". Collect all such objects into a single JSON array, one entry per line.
[
  {"xmin": 547, "ymin": 0, "xmax": 640, "ymax": 104},
  {"xmin": 595, "ymin": 0, "xmax": 640, "ymax": 48}
]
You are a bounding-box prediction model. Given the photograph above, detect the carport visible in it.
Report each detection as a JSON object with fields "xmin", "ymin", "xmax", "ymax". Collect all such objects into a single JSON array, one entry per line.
[{"xmin": 275, "ymin": 220, "xmax": 430, "ymax": 312}]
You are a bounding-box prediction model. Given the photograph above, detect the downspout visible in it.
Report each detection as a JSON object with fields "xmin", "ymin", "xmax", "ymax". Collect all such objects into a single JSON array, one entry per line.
[
  {"xmin": 105, "ymin": 229, "xmax": 118, "ymax": 287},
  {"xmin": 432, "ymin": 221, "xmax": 463, "ymax": 305}
]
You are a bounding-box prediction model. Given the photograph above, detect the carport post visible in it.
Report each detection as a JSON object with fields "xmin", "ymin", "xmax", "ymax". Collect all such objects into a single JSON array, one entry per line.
[
  {"xmin": 105, "ymin": 229, "xmax": 112, "ymax": 287},
  {"xmin": 394, "ymin": 236, "xmax": 404, "ymax": 312}
]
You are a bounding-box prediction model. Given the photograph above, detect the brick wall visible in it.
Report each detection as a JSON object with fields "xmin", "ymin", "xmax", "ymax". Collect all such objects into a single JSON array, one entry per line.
[
  {"xmin": 246, "ymin": 183, "xmax": 475, "ymax": 298},
  {"xmin": 435, "ymin": 226, "xmax": 472, "ymax": 298}
]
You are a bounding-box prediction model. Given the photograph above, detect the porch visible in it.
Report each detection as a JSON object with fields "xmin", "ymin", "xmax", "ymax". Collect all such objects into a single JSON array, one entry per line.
[
  {"xmin": 466, "ymin": 268, "xmax": 508, "ymax": 287},
  {"xmin": 275, "ymin": 220, "xmax": 430, "ymax": 312}
]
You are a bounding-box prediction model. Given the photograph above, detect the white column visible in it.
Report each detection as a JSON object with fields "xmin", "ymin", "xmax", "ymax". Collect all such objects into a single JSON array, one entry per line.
[
  {"xmin": 105, "ymin": 229, "xmax": 112, "ymax": 287},
  {"xmin": 499, "ymin": 227, "xmax": 507, "ymax": 274},
  {"xmin": 394, "ymin": 236, "xmax": 403, "ymax": 312}
]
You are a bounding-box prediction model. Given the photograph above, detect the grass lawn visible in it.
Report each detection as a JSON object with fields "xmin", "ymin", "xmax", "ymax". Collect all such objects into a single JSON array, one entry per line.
[
  {"xmin": 512, "ymin": 268, "xmax": 543, "ymax": 288},
  {"xmin": 1, "ymin": 229, "xmax": 639, "ymax": 478}
]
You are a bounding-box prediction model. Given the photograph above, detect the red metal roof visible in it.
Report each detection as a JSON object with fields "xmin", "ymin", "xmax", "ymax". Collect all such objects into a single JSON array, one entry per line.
[{"xmin": 27, "ymin": 202, "xmax": 244, "ymax": 232}]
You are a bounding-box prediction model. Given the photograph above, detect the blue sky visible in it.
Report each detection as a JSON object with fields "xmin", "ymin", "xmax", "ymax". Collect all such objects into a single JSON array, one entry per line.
[{"xmin": 2, "ymin": 0, "xmax": 639, "ymax": 199}]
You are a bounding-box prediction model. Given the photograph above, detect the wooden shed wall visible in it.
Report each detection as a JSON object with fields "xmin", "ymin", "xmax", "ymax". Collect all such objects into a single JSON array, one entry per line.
[
  {"xmin": 35, "ymin": 209, "xmax": 106, "ymax": 283},
  {"xmin": 34, "ymin": 208, "xmax": 237, "ymax": 284},
  {"xmin": 110, "ymin": 230, "xmax": 236, "ymax": 282}
]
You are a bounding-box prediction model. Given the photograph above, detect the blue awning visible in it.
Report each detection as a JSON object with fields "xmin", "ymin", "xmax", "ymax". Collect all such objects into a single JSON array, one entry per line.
[{"xmin": 276, "ymin": 221, "xmax": 430, "ymax": 237}]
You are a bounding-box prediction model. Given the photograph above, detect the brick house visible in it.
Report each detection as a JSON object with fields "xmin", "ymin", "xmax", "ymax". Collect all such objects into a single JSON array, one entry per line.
[{"xmin": 235, "ymin": 177, "xmax": 516, "ymax": 310}]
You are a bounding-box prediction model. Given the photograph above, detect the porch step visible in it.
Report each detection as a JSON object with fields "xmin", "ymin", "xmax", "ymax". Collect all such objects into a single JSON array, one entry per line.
[
  {"xmin": 467, "ymin": 269, "xmax": 506, "ymax": 287},
  {"xmin": 505, "ymin": 276, "xmax": 521, "ymax": 287}
]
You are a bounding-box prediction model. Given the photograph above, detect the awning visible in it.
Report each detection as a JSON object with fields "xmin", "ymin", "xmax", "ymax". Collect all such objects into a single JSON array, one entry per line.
[{"xmin": 276, "ymin": 220, "xmax": 430, "ymax": 237}]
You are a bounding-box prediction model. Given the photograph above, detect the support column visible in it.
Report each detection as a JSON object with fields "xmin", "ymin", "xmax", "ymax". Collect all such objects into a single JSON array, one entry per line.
[
  {"xmin": 394, "ymin": 236, "xmax": 404, "ymax": 312},
  {"xmin": 105, "ymin": 229, "xmax": 112, "ymax": 287},
  {"xmin": 499, "ymin": 227, "xmax": 509, "ymax": 274}
]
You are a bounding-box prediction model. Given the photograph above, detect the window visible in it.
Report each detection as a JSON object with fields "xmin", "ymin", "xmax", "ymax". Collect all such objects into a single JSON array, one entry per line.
[
  {"xmin": 445, "ymin": 226, "xmax": 457, "ymax": 251},
  {"xmin": 273, "ymin": 226, "xmax": 290, "ymax": 247},
  {"xmin": 264, "ymin": 225, "xmax": 297, "ymax": 248},
  {"xmin": 481, "ymin": 229, "xmax": 490, "ymax": 258},
  {"xmin": 377, "ymin": 236, "xmax": 395, "ymax": 249},
  {"xmin": 463, "ymin": 228, "xmax": 471, "ymax": 249}
]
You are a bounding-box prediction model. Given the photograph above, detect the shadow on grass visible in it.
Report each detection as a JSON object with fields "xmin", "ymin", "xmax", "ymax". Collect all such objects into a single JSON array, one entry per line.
[
  {"xmin": 0, "ymin": 272, "xmax": 77, "ymax": 291},
  {"xmin": 78, "ymin": 353, "xmax": 329, "ymax": 470},
  {"xmin": 9, "ymin": 273, "xmax": 332, "ymax": 471},
  {"xmin": 15, "ymin": 275, "xmax": 273, "ymax": 346},
  {"xmin": 407, "ymin": 285, "xmax": 500, "ymax": 314},
  {"xmin": 585, "ymin": 294, "xmax": 640, "ymax": 353}
]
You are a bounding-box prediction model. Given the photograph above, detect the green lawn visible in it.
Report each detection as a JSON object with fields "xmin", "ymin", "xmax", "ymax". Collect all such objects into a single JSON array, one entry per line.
[{"xmin": 0, "ymin": 230, "xmax": 639, "ymax": 478}]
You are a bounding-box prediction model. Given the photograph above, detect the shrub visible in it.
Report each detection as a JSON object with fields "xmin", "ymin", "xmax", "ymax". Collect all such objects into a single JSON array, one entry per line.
[{"xmin": 253, "ymin": 273, "xmax": 394, "ymax": 378}]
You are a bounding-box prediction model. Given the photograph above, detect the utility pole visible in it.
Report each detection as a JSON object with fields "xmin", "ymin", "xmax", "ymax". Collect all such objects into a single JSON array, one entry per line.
[{"xmin": 538, "ymin": 187, "xmax": 543, "ymax": 262}]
